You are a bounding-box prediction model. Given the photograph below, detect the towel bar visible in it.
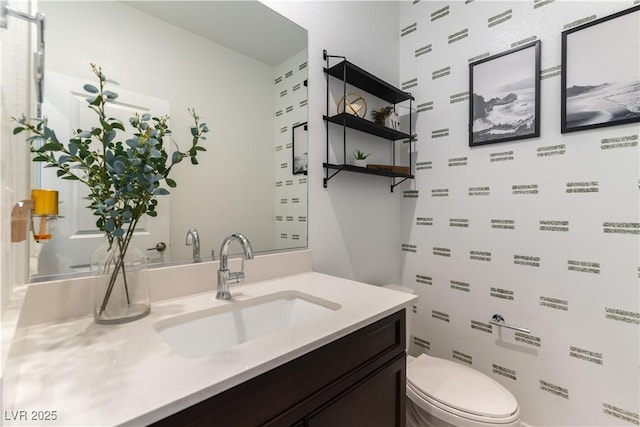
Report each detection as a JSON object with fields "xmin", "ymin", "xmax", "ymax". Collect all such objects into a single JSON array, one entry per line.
[{"xmin": 489, "ymin": 313, "xmax": 531, "ymax": 334}]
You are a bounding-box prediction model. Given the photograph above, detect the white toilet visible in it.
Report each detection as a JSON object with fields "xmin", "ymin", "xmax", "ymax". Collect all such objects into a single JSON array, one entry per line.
[
  {"xmin": 383, "ymin": 285, "xmax": 521, "ymax": 427},
  {"xmin": 406, "ymin": 354, "xmax": 520, "ymax": 427}
]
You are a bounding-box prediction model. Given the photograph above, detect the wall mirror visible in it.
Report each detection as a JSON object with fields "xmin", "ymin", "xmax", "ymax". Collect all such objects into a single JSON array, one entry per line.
[{"xmin": 31, "ymin": 1, "xmax": 308, "ymax": 280}]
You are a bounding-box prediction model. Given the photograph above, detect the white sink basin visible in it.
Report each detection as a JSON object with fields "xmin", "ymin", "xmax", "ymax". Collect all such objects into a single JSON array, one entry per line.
[{"xmin": 154, "ymin": 291, "xmax": 341, "ymax": 358}]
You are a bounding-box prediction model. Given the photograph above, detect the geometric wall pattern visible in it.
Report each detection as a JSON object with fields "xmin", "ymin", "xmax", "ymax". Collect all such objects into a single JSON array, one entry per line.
[
  {"xmin": 398, "ymin": 1, "xmax": 639, "ymax": 425},
  {"xmin": 273, "ymin": 49, "xmax": 308, "ymax": 250}
]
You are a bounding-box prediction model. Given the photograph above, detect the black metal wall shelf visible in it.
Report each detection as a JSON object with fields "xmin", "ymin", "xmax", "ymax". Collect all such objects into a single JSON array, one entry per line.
[
  {"xmin": 324, "ymin": 60, "xmax": 414, "ymax": 105},
  {"xmin": 323, "ymin": 113, "xmax": 411, "ymax": 141},
  {"xmin": 323, "ymin": 163, "xmax": 414, "ymax": 179},
  {"xmin": 323, "ymin": 50, "xmax": 414, "ymax": 192}
]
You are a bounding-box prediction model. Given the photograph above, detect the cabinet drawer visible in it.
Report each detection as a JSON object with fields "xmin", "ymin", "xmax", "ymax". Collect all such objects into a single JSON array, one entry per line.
[{"xmin": 305, "ymin": 353, "xmax": 406, "ymax": 427}]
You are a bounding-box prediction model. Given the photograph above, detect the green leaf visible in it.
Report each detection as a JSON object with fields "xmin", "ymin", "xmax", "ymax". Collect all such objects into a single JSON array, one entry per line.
[
  {"xmin": 103, "ymin": 90, "xmax": 119, "ymax": 100},
  {"xmin": 104, "ymin": 218, "xmax": 116, "ymax": 234},
  {"xmin": 13, "ymin": 127, "xmax": 26, "ymax": 135},
  {"xmin": 190, "ymin": 156, "xmax": 199, "ymax": 165},
  {"xmin": 165, "ymin": 178, "xmax": 177, "ymax": 188},
  {"xmin": 152, "ymin": 187, "xmax": 170, "ymax": 196},
  {"xmin": 113, "ymin": 160, "xmax": 125, "ymax": 174},
  {"xmin": 104, "ymin": 130, "xmax": 116, "ymax": 144},
  {"xmin": 40, "ymin": 142, "xmax": 62, "ymax": 151},
  {"xmin": 171, "ymin": 151, "xmax": 183, "ymax": 164},
  {"xmin": 43, "ymin": 127, "xmax": 60, "ymax": 143},
  {"xmin": 58, "ymin": 154, "xmax": 71, "ymax": 164},
  {"xmin": 83, "ymin": 84, "xmax": 99, "ymax": 94},
  {"xmin": 147, "ymin": 210, "xmax": 158, "ymax": 217},
  {"xmin": 89, "ymin": 95, "xmax": 103, "ymax": 106}
]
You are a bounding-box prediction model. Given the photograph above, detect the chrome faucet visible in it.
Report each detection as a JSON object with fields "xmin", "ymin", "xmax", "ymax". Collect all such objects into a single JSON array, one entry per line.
[
  {"xmin": 216, "ymin": 232, "xmax": 254, "ymax": 300},
  {"xmin": 185, "ymin": 228, "xmax": 201, "ymax": 263}
]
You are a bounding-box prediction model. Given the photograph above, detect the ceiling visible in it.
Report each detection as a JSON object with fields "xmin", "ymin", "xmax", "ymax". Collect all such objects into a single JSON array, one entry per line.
[{"xmin": 122, "ymin": 1, "xmax": 307, "ymax": 66}]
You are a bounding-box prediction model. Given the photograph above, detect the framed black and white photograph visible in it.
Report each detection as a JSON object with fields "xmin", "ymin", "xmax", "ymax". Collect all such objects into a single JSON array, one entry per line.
[
  {"xmin": 561, "ymin": 5, "xmax": 640, "ymax": 133},
  {"xmin": 469, "ymin": 40, "xmax": 541, "ymax": 146},
  {"xmin": 292, "ymin": 122, "xmax": 308, "ymax": 175}
]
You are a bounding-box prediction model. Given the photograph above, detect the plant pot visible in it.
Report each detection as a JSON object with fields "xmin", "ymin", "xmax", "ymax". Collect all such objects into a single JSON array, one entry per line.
[
  {"xmin": 353, "ymin": 159, "xmax": 367, "ymax": 168},
  {"xmin": 384, "ymin": 113, "xmax": 400, "ymax": 130},
  {"xmin": 91, "ymin": 236, "xmax": 150, "ymax": 325}
]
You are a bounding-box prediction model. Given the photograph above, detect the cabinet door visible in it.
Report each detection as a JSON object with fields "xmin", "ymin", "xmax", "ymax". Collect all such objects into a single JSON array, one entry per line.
[{"xmin": 305, "ymin": 354, "xmax": 406, "ymax": 427}]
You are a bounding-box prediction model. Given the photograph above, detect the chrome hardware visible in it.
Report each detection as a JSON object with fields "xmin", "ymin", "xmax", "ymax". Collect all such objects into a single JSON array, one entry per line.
[
  {"xmin": 489, "ymin": 314, "xmax": 531, "ymax": 334},
  {"xmin": 147, "ymin": 242, "xmax": 167, "ymax": 252},
  {"xmin": 185, "ymin": 228, "xmax": 201, "ymax": 263},
  {"xmin": 216, "ymin": 232, "xmax": 254, "ymax": 300}
]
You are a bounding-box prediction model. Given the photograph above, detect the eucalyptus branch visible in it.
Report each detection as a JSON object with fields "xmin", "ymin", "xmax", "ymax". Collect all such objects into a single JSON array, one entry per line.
[{"xmin": 14, "ymin": 63, "xmax": 210, "ymax": 316}]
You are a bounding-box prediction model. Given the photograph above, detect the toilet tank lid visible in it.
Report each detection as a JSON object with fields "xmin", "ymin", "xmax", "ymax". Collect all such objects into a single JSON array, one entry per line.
[
  {"xmin": 382, "ymin": 284, "xmax": 415, "ymax": 294},
  {"xmin": 407, "ymin": 354, "xmax": 518, "ymax": 418}
]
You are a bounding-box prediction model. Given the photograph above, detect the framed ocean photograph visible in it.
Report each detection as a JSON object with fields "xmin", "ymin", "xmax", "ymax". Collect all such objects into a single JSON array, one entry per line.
[
  {"xmin": 469, "ymin": 40, "xmax": 541, "ymax": 146},
  {"xmin": 561, "ymin": 5, "xmax": 640, "ymax": 133},
  {"xmin": 292, "ymin": 122, "xmax": 308, "ymax": 175}
]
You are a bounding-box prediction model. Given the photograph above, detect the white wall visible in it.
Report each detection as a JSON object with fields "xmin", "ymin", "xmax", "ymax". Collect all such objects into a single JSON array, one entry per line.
[
  {"xmin": 273, "ymin": 48, "xmax": 309, "ymax": 250},
  {"xmin": 1, "ymin": 0, "xmax": 32, "ymax": 313},
  {"xmin": 263, "ymin": 1, "xmax": 404, "ymax": 285},
  {"xmin": 399, "ymin": 1, "xmax": 639, "ymax": 426}
]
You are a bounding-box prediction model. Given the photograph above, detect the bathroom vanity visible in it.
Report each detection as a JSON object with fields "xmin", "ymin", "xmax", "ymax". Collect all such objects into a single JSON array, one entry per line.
[
  {"xmin": 3, "ymin": 267, "xmax": 416, "ymax": 426},
  {"xmin": 153, "ymin": 310, "xmax": 406, "ymax": 426}
]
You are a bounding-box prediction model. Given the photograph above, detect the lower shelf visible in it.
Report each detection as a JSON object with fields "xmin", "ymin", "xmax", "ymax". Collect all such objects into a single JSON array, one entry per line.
[
  {"xmin": 323, "ymin": 163, "xmax": 414, "ymax": 179},
  {"xmin": 323, "ymin": 163, "xmax": 414, "ymax": 192}
]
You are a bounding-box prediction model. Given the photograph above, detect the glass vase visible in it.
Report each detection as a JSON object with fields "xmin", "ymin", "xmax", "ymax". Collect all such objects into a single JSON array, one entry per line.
[{"xmin": 91, "ymin": 236, "xmax": 150, "ymax": 325}]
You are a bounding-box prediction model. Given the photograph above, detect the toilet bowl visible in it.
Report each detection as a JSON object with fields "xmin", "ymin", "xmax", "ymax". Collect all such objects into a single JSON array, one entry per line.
[
  {"xmin": 381, "ymin": 285, "xmax": 521, "ymax": 427},
  {"xmin": 406, "ymin": 354, "xmax": 520, "ymax": 427}
]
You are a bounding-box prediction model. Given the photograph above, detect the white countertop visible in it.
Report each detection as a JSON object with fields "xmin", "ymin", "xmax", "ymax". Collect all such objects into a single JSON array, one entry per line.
[{"xmin": 4, "ymin": 272, "xmax": 416, "ymax": 426}]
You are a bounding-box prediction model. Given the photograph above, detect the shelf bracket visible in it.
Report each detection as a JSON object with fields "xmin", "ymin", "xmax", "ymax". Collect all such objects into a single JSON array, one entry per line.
[
  {"xmin": 391, "ymin": 177, "xmax": 410, "ymax": 193},
  {"xmin": 323, "ymin": 166, "xmax": 345, "ymax": 188}
]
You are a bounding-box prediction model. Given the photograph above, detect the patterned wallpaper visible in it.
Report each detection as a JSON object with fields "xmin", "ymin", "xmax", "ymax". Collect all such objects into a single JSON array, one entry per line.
[
  {"xmin": 273, "ymin": 49, "xmax": 308, "ymax": 250},
  {"xmin": 398, "ymin": 1, "xmax": 639, "ymax": 426}
]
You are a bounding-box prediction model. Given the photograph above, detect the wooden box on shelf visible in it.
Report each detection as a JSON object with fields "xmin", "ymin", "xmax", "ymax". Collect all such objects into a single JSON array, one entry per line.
[{"xmin": 366, "ymin": 164, "xmax": 411, "ymax": 175}]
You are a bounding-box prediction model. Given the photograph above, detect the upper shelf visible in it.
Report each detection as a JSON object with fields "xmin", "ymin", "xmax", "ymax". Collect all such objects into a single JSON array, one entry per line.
[{"xmin": 324, "ymin": 59, "xmax": 414, "ymax": 105}]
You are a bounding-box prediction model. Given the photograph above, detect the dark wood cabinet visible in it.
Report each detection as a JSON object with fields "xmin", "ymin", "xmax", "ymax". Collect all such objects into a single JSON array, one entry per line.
[
  {"xmin": 151, "ymin": 310, "xmax": 406, "ymax": 427},
  {"xmin": 304, "ymin": 353, "xmax": 405, "ymax": 427}
]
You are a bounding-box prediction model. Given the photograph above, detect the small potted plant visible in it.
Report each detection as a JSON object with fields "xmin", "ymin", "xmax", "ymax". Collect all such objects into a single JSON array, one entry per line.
[
  {"xmin": 353, "ymin": 149, "xmax": 370, "ymax": 168},
  {"xmin": 371, "ymin": 106, "xmax": 399, "ymax": 130}
]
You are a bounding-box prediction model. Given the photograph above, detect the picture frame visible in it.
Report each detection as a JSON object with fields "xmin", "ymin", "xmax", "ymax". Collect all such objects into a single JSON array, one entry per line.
[
  {"xmin": 469, "ymin": 40, "xmax": 541, "ymax": 146},
  {"xmin": 561, "ymin": 5, "xmax": 640, "ymax": 133},
  {"xmin": 292, "ymin": 122, "xmax": 308, "ymax": 175}
]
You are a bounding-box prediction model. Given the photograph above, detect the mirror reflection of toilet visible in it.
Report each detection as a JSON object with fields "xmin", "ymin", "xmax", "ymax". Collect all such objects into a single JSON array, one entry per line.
[{"xmin": 383, "ymin": 285, "xmax": 521, "ymax": 427}]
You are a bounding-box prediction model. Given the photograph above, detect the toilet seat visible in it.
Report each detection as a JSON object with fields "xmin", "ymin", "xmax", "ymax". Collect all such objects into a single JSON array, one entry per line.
[{"xmin": 407, "ymin": 354, "xmax": 520, "ymax": 425}]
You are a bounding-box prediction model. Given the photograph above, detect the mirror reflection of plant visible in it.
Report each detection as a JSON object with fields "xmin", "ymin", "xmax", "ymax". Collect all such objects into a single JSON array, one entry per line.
[{"xmin": 13, "ymin": 63, "xmax": 209, "ymax": 314}]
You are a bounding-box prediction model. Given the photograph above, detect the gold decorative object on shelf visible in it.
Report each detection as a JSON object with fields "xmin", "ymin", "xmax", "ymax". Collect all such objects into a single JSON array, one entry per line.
[{"xmin": 336, "ymin": 92, "xmax": 367, "ymax": 118}]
